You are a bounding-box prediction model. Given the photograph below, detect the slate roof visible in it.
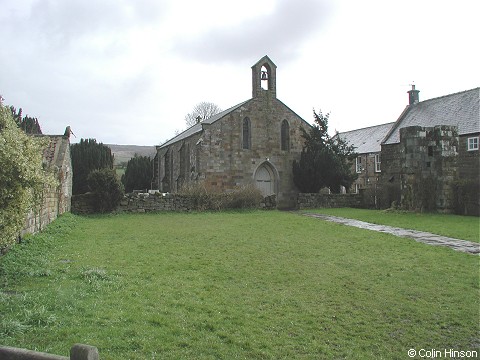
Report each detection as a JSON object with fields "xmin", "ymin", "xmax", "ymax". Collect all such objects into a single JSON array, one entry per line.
[
  {"xmin": 383, "ymin": 87, "xmax": 480, "ymax": 145},
  {"xmin": 158, "ymin": 100, "xmax": 250, "ymax": 149},
  {"xmin": 337, "ymin": 122, "xmax": 395, "ymax": 154}
]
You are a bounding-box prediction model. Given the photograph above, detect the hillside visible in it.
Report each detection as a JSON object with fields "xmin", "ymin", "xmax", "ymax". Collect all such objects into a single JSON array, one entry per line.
[{"xmin": 106, "ymin": 144, "xmax": 156, "ymax": 165}]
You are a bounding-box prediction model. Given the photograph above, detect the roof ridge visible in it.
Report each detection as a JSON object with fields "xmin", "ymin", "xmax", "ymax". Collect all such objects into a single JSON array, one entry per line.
[
  {"xmin": 338, "ymin": 121, "xmax": 395, "ymax": 135},
  {"xmin": 157, "ymin": 99, "xmax": 250, "ymax": 149},
  {"xmin": 414, "ymin": 86, "xmax": 480, "ymax": 106}
]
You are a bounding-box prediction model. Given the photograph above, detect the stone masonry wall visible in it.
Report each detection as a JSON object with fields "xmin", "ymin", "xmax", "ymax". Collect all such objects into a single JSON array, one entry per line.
[
  {"xmin": 22, "ymin": 138, "xmax": 72, "ymax": 237},
  {"xmin": 380, "ymin": 125, "xmax": 459, "ymax": 211},
  {"xmin": 297, "ymin": 193, "xmax": 364, "ymax": 209},
  {"xmin": 72, "ymin": 193, "xmax": 276, "ymax": 214}
]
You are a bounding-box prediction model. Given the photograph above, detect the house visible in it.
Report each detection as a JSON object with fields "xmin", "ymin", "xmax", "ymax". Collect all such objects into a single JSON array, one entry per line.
[
  {"xmin": 337, "ymin": 122, "xmax": 394, "ymax": 194},
  {"xmin": 341, "ymin": 86, "xmax": 479, "ymax": 213},
  {"xmin": 380, "ymin": 86, "xmax": 479, "ymax": 212},
  {"xmin": 22, "ymin": 132, "xmax": 73, "ymax": 236},
  {"xmin": 153, "ymin": 56, "xmax": 311, "ymax": 208}
]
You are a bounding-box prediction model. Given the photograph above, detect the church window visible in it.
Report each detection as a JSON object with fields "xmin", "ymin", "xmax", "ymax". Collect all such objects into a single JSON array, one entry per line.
[
  {"xmin": 162, "ymin": 150, "xmax": 172, "ymax": 192},
  {"xmin": 179, "ymin": 143, "xmax": 186, "ymax": 179},
  {"xmin": 243, "ymin": 117, "xmax": 251, "ymax": 149},
  {"xmin": 281, "ymin": 120, "xmax": 290, "ymax": 151}
]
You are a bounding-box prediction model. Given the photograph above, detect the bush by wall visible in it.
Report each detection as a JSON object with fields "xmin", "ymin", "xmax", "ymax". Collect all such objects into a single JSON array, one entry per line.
[
  {"xmin": 87, "ymin": 169, "xmax": 124, "ymax": 213},
  {"xmin": 0, "ymin": 105, "xmax": 56, "ymax": 250},
  {"xmin": 178, "ymin": 183, "xmax": 263, "ymax": 211}
]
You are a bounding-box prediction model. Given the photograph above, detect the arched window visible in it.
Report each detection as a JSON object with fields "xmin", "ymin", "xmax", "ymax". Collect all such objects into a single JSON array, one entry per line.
[
  {"xmin": 243, "ymin": 117, "xmax": 251, "ymax": 149},
  {"xmin": 162, "ymin": 149, "xmax": 172, "ymax": 192},
  {"xmin": 281, "ymin": 119, "xmax": 290, "ymax": 151}
]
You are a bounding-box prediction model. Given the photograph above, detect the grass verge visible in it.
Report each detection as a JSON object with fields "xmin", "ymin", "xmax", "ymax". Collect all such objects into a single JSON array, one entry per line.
[
  {"xmin": 303, "ymin": 208, "xmax": 480, "ymax": 242},
  {"xmin": 0, "ymin": 211, "xmax": 478, "ymax": 359}
]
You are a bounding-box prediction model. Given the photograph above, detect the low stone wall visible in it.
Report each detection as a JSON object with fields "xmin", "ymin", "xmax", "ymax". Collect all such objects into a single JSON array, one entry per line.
[
  {"xmin": 297, "ymin": 193, "xmax": 364, "ymax": 209},
  {"xmin": 71, "ymin": 192, "xmax": 276, "ymax": 214},
  {"xmin": 0, "ymin": 343, "xmax": 98, "ymax": 360},
  {"xmin": 71, "ymin": 193, "xmax": 96, "ymax": 215},
  {"xmin": 117, "ymin": 193, "xmax": 200, "ymax": 212}
]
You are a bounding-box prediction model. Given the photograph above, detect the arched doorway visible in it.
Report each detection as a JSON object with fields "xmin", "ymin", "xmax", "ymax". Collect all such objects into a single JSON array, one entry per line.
[{"xmin": 254, "ymin": 162, "xmax": 277, "ymax": 197}]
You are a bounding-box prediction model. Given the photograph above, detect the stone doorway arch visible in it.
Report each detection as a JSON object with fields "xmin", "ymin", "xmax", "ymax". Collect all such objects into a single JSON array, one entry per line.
[{"xmin": 254, "ymin": 162, "xmax": 278, "ymax": 197}]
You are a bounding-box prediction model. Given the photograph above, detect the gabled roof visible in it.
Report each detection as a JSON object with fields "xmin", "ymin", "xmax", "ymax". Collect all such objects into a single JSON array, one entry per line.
[
  {"xmin": 158, "ymin": 100, "xmax": 250, "ymax": 149},
  {"xmin": 383, "ymin": 87, "xmax": 480, "ymax": 145},
  {"xmin": 337, "ymin": 122, "xmax": 394, "ymax": 154},
  {"xmin": 35, "ymin": 134, "xmax": 70, "ymax": 168},
  {"xmin": 252, "ymin": 55, "xmax": 277, "ymax": 69}
]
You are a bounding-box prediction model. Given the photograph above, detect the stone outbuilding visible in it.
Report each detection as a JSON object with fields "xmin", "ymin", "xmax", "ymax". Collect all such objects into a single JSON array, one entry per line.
[{"xmin": 153, "ymin": 56, "xmax": 311, "ymax": 208}]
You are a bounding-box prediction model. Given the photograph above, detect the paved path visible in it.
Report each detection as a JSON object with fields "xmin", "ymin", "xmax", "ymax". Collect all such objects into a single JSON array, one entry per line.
[{"xmin": 301, "ymin": 213, "xmax": 480, "ymax": 255}]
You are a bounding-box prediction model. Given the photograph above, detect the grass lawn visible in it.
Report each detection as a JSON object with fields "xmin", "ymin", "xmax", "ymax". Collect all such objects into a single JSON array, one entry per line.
[
  {"xmin": 0, "ymin": 211, "xmax": 478, "ymax": 359},
  {"xmin": 303, "ymin": 208, "xmax": 480, "ymax": 243}
]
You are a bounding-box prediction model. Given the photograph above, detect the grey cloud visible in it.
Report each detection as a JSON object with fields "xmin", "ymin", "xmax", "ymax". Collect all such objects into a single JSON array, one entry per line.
[
  {"xmin": 174, "ymin": 0, "xmax": 332, "ymax": 64},
  {"xmin": 29, "ymin": 0, "xmax": 167, "ymax": 49}
]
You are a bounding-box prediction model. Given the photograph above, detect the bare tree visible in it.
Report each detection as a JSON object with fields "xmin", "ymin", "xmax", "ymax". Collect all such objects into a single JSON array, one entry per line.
[{"xmin": 184, "ymin": 101, "xmax": 222, "ymax": 128}]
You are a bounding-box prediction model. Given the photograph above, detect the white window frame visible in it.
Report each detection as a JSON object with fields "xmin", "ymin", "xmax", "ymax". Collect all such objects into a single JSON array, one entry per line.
[
  {"xmin": 356, "ymin": 156, "xmax": 362, "ymax": 173},
  {"xmin": 467, "ymin": 137, "xmax": 479, "ymax": 151},
  {"xmin": 374, "ymin": 153, "xmax": 381, "ymax": 172}
]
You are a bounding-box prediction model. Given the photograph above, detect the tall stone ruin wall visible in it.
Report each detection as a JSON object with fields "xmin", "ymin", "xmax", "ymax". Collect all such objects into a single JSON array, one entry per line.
[{"xmin": 381, "ymin": 125, "xmax": 460, "ymax": 212}]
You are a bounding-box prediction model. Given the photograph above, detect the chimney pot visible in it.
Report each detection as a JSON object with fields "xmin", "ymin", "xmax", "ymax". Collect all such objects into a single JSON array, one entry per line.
[{"xmin": 407, "ymin": 84, "xmax": 420, "ymax": 105}]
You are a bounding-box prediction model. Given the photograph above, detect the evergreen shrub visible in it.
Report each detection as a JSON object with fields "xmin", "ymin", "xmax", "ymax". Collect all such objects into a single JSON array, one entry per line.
[{"xmin": 87, "ymin": 169, "xmax": 124, "ymax": 213}]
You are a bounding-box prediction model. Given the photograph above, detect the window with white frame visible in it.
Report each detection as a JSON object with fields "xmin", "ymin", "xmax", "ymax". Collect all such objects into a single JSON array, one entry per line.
[
  {"xmin": 374, "ymin": 153, "xmax": 381, "ymax": 172},
  {"xmin": 467, "ymin": 137, "xmax": 479, "ymax": 151},
  {"xmin": 356, "ymin": 156, "xmax": 362, "ymax": 173}
]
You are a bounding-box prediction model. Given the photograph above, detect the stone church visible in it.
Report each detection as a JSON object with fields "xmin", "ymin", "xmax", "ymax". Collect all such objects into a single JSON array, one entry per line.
[{"xmin": 153, "ymin": 56, "xmax": 311, "ymax": 208}]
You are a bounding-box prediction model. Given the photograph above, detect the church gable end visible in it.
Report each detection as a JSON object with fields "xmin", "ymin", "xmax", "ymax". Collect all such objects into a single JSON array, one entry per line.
[{"xmin": 154, "ymin": 56, "xmax": 308, "ymax": 208}]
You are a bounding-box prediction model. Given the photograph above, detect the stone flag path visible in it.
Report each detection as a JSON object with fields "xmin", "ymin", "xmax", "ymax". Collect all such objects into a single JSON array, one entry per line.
[{"xmin": 301, "ymin": 213, "xmax": 480, "ymax": 255}]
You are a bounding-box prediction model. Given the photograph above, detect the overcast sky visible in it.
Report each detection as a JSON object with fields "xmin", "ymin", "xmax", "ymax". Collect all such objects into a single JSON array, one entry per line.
[{"xmin": 1, "ymin": 0, "xmax": 478, "ymax": 146}]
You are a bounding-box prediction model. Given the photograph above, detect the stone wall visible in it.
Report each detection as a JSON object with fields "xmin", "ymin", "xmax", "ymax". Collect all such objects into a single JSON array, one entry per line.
[
  {"xmin": 72, "ymin": 192, "xmax": 276, "ymax": 214},
  {"xmin": 297, "ymin": 193, "xmax": 364, "ymax": 209},
  {"xmin": 380, "ymin": 125, "xmax": 459, "ymax": 211},
  {"xmin": 71, "ymin": 193, "xmax": 96, "ymax": 215},
  {"xmin": 22, "ymin": 135, "xmax": 72, "ymax": 237}
]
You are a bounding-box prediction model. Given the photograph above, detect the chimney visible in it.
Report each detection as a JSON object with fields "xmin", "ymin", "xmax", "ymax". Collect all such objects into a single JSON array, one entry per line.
[{"xmin": 407, "ymin": 84, "xmax": 420, "ymax": 105}]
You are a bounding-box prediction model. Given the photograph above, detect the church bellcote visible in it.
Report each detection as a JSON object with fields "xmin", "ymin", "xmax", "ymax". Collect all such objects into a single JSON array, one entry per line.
[{"xmin": 252, "ymin": 55, "xmax": 277, "ymax": 99}]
